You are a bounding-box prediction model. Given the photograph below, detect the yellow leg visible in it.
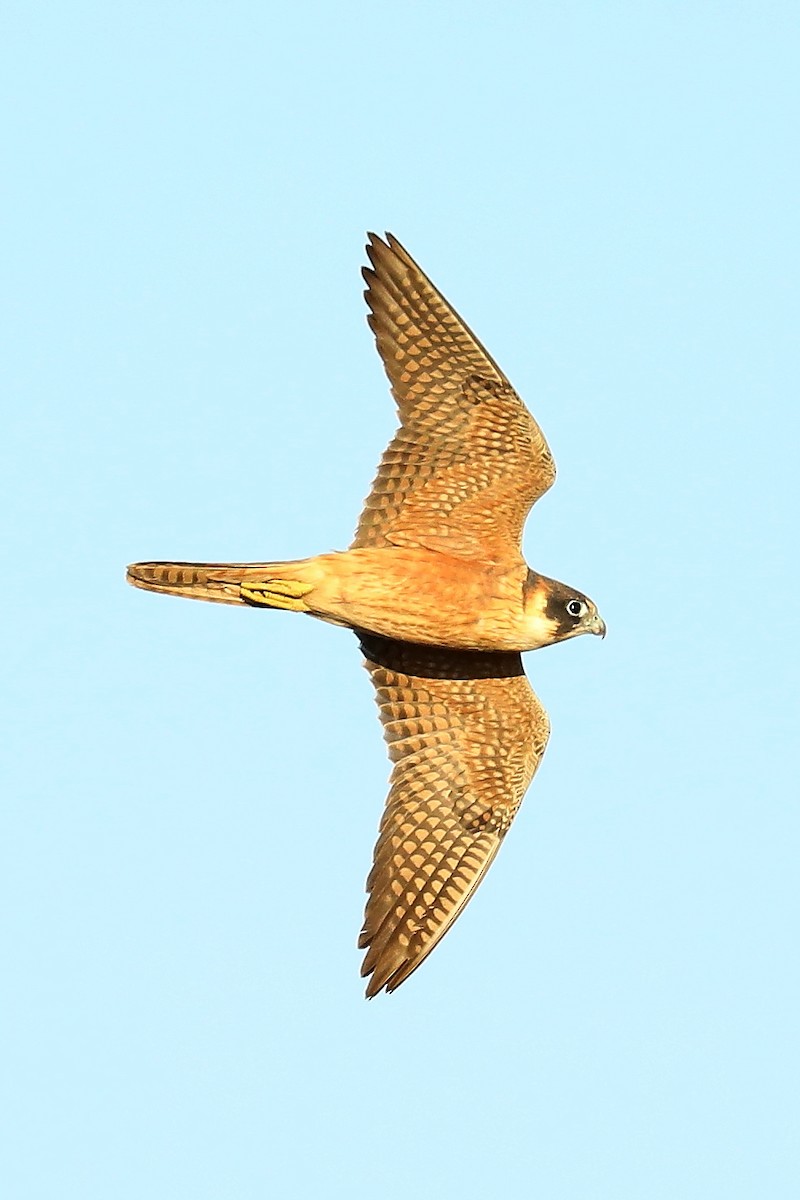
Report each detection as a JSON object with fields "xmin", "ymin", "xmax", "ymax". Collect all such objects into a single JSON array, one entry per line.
[{"xmin": 239, "ymin": 578, "xmax": 315, "ymax": 611}]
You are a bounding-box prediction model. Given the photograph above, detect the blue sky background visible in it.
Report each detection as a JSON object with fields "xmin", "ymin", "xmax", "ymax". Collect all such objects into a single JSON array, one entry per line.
[{"xmin": 3, "ymin": 2, "xmax": 799, "ymax": 1197}]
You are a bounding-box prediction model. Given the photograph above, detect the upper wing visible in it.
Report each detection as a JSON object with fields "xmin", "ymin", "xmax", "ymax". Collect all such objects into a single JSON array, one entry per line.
[
  {"xmin": 352, "ymin": 234, "xmax": 556, "ymax": 562},
  {"xmin": 358, "ymin": 633, "xmax": 550, "ymax": 997}
]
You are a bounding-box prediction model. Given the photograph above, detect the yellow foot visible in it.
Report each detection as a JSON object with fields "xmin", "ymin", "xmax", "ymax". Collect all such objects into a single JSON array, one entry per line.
[{"xmin": 239, "ymin": 578, "xmax": 314, "ymax": 612}]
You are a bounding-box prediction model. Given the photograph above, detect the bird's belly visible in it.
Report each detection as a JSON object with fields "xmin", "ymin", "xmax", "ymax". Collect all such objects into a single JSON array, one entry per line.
[{"xmin": 308, "ymin": 548, "xmax": 527, "ymax": 651}]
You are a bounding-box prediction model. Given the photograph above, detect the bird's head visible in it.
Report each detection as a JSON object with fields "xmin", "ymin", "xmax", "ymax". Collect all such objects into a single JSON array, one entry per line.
[{"xmin": 523, "ymin": 570, "xmax": 606, "ymax": 650}]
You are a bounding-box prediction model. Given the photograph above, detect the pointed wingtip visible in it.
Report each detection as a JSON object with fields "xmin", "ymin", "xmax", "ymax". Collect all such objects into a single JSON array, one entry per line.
[
  {"xmin": 361, "ymin": 956, "xmax": 383, "ymax": 999},
  {"xmin": 365, "ymin": 231, "xmax": 406, "ymax": 261}
]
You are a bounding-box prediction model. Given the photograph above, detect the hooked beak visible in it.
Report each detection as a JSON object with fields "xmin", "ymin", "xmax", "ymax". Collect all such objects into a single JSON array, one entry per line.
[{"xmin": 586, "ymin": 612, "xmax": 606, "ymax": 638}]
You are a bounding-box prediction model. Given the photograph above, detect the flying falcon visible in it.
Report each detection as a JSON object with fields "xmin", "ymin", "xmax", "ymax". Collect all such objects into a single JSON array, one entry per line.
[{"xmin": 127, "ymin": 233, "xmax": 605, "ymax": 996}]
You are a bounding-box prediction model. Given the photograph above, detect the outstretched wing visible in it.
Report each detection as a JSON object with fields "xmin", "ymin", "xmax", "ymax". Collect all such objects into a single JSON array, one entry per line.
[
  {"xmin": 353, "ymin": 233, "xmax": 556, "ymax": 562},
  {"xmin": 358, "ymin": 634, "xmax": 550, "ymax": 996}
]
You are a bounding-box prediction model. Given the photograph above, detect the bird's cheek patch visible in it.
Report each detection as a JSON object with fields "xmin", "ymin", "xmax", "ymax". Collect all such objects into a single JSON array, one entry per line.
[{"xmin": 524, "ymin": 588, "xmax": 560, "ymax": 647}]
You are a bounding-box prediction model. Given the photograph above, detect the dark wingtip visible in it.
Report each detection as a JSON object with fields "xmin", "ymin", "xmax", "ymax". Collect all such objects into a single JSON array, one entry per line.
[{"xmin": 365, "ymin": 230, "xmax": 386, "ymax": 257}]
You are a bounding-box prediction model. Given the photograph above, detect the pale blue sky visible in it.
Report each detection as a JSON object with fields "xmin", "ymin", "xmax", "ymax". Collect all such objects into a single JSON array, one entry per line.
[{"xmin": 3, "ymin": 2, "xmax": 799, "ymax": 1197}]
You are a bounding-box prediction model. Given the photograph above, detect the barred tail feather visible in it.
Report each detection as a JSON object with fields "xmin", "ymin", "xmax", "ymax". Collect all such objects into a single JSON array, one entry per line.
[{"xmin": 126, "ymin": 560, "xmax": 305, "ymax": 606}]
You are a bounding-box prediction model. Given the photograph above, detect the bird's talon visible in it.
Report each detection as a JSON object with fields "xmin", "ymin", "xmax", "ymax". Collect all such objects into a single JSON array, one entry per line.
[{"xmin": 240, "ymin": 580, "xmax": 313, "ymax": 610}]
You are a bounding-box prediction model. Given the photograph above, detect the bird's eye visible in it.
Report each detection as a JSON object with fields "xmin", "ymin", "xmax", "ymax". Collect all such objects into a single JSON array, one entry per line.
[{"xmin": 566, "ymin": 599, "xmax": 586, "ymax": 618}]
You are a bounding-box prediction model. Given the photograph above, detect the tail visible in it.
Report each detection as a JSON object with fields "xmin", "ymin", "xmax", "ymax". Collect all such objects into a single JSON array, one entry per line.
[{"xmin": 126, "ymin": 560, "xmax": 316, "ymax": 610}]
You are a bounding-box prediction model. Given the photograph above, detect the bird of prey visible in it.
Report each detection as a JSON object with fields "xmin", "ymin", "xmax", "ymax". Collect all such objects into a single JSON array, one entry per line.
[{"xmin": 127, "ymin": 233, "xmax": 605, "ymax": 996}]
